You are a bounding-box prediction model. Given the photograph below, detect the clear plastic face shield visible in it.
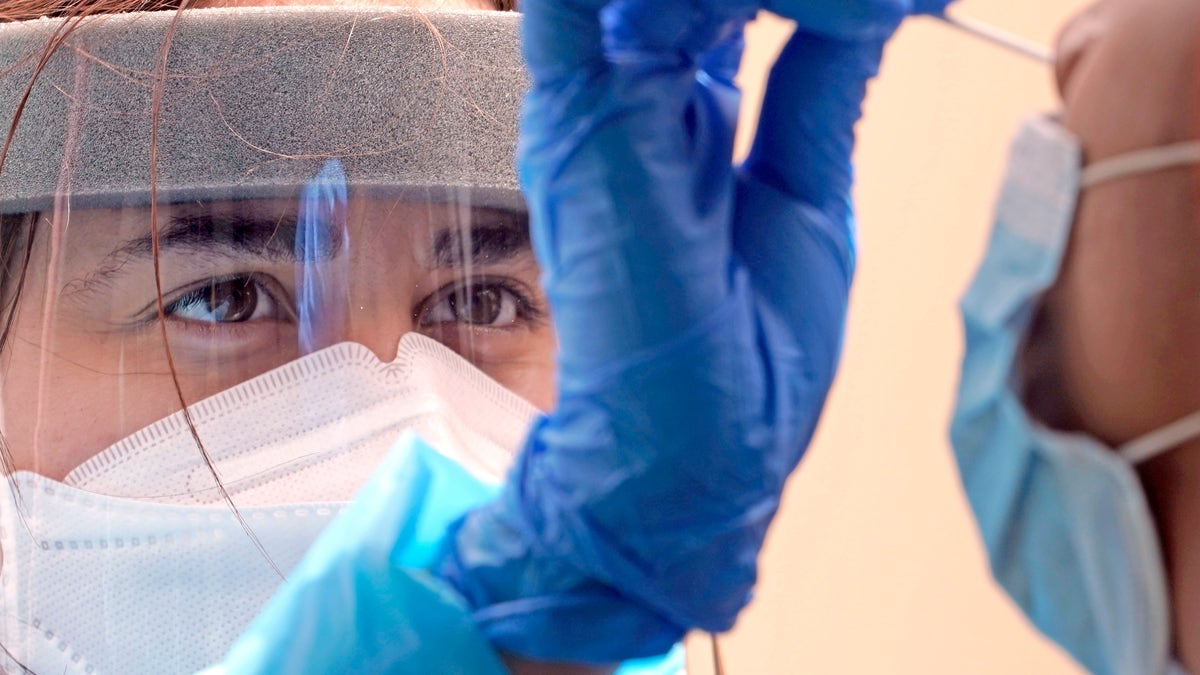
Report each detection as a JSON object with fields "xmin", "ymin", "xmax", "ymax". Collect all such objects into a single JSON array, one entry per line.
[
  {"xmin": 0, "ymin": 7, "xmax": 550, "ymax": 482},
  {"xmin": 0, "ymin": 8, "xmax": 546, "ymax": 672}
]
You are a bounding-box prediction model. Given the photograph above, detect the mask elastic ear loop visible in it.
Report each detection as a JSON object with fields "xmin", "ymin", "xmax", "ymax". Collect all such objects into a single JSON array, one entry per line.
[
  {"xmin": 933, "ymin": 13, "xmax": 1053, "ymax": 65},
  {"xmin": 1097, "ymin": 140, "xmax": 1200, "ymax": 464},
  {"xmin": 1080, "ymin": 141, "xmax": 1200, "ymax": 189},
  {"xmin": 1119, "ymin": 408, "xmax": 1200, "ymax": 465}
]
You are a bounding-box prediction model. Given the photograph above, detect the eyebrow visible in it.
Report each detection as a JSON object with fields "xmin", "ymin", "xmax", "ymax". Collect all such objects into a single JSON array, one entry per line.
[
  {"xmin": 429, "ymin": 209, "xmax": 532, "ymax": 268},
  {"xmin": 56, "ymin": 210, "xmax": 310, "ymax": 299},
  {"xmin": 74, "ymin": 205, "xmax": 531, "ymax": 293},
  {"xmin": 110, "ymin": 207, "xmax": 532, "ymax": 267},
  {"xmin": 106, "ymin": 210, "xmax": 313, "ymax": 264}
]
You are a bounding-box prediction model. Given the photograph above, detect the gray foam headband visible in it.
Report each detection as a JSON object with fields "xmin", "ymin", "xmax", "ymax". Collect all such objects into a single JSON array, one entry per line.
[{"xmin": 0, "ymin": 6, "xmax": 527, "ymax": 214}]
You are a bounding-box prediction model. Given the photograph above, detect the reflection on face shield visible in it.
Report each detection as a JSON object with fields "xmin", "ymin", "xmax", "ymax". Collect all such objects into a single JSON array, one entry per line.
[
  {"xmin": 0, "ymin": 6, "xmax": 553, "ymax": 674},
  {"xmin": 295, "ymin": 158, "xmax": 352, "ymax": 356}
]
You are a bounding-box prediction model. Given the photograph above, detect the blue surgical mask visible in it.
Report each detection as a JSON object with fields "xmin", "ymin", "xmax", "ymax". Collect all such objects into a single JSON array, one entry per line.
[{"xmin": 951, "ymin": 114, "xmax": 1200, "ymax": 675}]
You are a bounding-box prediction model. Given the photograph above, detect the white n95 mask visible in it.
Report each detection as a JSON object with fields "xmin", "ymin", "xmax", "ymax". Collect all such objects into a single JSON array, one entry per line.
[
  {"xmin": 63, "ymin": 332, "xmax": 537, "ymax": 504},
  {"xmin": 0, "ymin": 333, "xmax": 538, "ymax": 675},
  {"xmin": 951, "ymin": 114, "xmax": 1200, "ymax": 675}
]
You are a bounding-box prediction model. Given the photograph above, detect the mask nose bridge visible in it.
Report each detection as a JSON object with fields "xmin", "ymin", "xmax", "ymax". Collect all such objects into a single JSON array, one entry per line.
[
  {"xmin": 293, "ymin": 297, "xmax": 416, "ymax": 364},
  {"xmin": 340, "ymin": 302, "xmax": 416, "ymax": 364}
]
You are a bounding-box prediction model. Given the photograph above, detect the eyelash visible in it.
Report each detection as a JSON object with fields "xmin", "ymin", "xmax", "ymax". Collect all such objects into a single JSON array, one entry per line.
[
  {"xmin": 151, "ymin": 273, "xmax": 545, "ymax": 331},
  {"xmin": 414, "ymin": 277, "xmax": 546, "ymax": 329},
  {"xmin": 159, "ymin": 273, "xmax": 295, "ymax": 326}
]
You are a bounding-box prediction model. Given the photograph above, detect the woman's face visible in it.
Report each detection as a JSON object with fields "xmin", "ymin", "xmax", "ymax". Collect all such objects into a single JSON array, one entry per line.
[
  {"xmin": 1025, "ymin": 0, "xmax": 1200, "ymax": 445},
  {"xmin": 2, "ymin": 198, "xmax": 556, "ymax": 480}
]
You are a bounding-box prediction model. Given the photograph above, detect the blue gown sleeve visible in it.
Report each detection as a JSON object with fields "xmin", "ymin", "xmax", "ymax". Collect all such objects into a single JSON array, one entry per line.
[{"xmin": 200, "ymin": 433, "xmax": 509, "ymax": 675}]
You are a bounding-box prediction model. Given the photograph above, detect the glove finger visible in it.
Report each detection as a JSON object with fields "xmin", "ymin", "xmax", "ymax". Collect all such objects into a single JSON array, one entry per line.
[
  {"xmin": 600, "ymin": 0, "xmax": 753, "ymax": 68},
  {"xmin": 697, "ymin": 24, "xmax": 746, "ymax": 87},
  {"xmin": 521, "ymin": 0, "xmax": 608, "ymax": 85},
  {"xmin": 765, "ymin": 0, "xmax": 907, "ymax": 41},
  {"xmin": 522, "ymin": 0, "xmax": 754, "ymax": 86},
  {"xmin": 519, "ymin": 19, "xmax": 753, "ymax": 377},
  {"xmin": 743, "ymin": 28, "xmax": 884, "ymax": 215},
  {"xmin": 914, "ymin": 0, "xmax": 958, "ymax": 16},
  {"xmin": 732, "ymin": 30, "xmax": 886, "ymax": 388}
]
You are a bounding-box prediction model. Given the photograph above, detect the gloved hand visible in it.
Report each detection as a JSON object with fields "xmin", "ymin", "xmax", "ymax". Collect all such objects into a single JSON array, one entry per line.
[
  {"xmin": 436, "ymin": 0, "xmax": 955, "ymax": 664},
  {"xmin": 772, "ymin": 0, "xmax": 960, "ymax": 40}
]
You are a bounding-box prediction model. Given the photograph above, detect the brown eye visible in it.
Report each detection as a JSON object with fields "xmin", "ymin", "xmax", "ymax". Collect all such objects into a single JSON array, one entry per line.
[
  {"xmin": 164, "ymin": 275, "xmax": 285, "ymax": 324},
  {"xmin": 417, "ymin": 279, "xmax": 526, "ymax": 327},
  {"xmin": 206, "ymin": 279, "xmax": 258, "ymax": 322},
  {"xmin": 450, "ymin": 285, "xmax": 506, "ymax": 325}
]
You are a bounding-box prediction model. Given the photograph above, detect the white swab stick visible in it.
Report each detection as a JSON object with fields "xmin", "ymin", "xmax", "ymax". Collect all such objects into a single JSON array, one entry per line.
[{"xmin": 934, "ymin": 13, "xmax": 1054, "ymax": 65}]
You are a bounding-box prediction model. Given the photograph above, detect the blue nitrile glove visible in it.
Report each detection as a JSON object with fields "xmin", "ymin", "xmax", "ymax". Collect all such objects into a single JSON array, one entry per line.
[
  {"xmin": 771, "ymin": 0, "xmax": 959, "ymax": 41},
  {"xmin": 436, "ymin": 0, "xmax": 955, "ymax": 665}
]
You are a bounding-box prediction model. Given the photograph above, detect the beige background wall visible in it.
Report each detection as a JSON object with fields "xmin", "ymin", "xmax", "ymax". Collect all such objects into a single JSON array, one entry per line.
[{"xmin": 685, "ymin": 1, "xmax": 1093, "ymax": 672}]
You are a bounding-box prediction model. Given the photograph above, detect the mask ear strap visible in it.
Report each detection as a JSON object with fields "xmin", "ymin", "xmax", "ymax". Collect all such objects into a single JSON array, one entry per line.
[
  {"xmin": 1080, "ymin": 141, "xmax": 1200, "ymax": 189},
  {"xmin": 1119, "ymin": 408, "xmax": 1200, "ymax": 465}
]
